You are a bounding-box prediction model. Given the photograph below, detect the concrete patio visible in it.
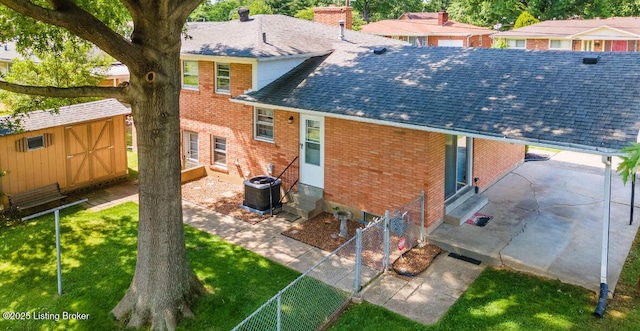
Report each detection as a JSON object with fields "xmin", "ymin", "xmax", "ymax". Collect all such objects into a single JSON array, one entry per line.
[{"xmin": 429, "ymin": 150, "xmax": 640, "ymax": 294}]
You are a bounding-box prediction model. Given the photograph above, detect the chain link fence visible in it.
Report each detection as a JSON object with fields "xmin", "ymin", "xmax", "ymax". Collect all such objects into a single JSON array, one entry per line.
[{"xmin": 232, "ymin": 192, "xmax": 425, "ymax": 331}]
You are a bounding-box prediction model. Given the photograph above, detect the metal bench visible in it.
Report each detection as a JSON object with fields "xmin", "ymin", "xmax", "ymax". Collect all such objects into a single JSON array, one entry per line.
[{"xmin": 8, "ymin": 183, "xmax": 66, "ymax": 215}]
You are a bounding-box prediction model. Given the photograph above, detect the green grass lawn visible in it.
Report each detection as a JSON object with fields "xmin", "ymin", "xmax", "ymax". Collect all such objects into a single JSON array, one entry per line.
[
  {"xmin": 2, "ymin": 201, "xmax": 639, "ymax": 331},
  {"xmin": 126, "ymin": 151, "xmax": 138, "ymax": 180},
  {"xmin": 329, "ymin": 231, "xmax": 640, "ymax": 331},
  {"xmin": 0, "ymin": 202, "xmax": 299, "ymax": 330}
]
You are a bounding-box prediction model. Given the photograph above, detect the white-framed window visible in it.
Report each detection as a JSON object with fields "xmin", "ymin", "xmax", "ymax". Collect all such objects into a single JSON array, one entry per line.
[
  {"xmin": 26, "ymin": 135, "xmax": 45, "ymax": 151},
  {"xmin": 182, "ymin": 60, "xmax": 199, "ymax": 90},
  {"xmin": 216, "ymin": 63, "xmax": 230, "ymax": 94},
  {"xmin": 212, "ymin": 136, "xmax": 227, "ymax": 168},
  {"xmin": 254, "ymin": 108, "xmax": 274, "ymax": 142},
  {"xmin": 549, "ymin": 39, "xmax": 571, "ymax": 50},
  {"xmin": 507, "ymin": 39, "xmax": 526, "ymax": 49}
]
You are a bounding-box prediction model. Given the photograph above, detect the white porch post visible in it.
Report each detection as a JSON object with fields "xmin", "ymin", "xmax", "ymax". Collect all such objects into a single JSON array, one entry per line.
[
  {"xmin": 600, "ymin": 155, "xmax": 612, "ymax": 286},
  {"xmin": 594, "ymin": 155, "xmax": 612, "ymax": 317}
]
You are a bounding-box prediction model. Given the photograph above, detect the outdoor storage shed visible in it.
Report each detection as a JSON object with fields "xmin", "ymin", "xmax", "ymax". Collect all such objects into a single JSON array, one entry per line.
[{"xmin": 0, "ymin": 99, "xmax": 130, "ymax": 208}]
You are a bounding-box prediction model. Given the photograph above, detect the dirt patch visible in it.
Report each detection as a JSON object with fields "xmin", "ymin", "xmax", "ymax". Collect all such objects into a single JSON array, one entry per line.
[
  {"xmin": 392, "ymin": 244, "xmax": 441, "ymax": 278},
  {"xmin": 181, "ymin": 176, "xmax": 270, "ymax": 225}
]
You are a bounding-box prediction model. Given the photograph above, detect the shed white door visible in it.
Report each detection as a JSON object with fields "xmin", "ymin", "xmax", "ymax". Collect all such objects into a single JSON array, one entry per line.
[
  {"xmin": 299, "ymin": 114, "xmax": 324, "ymax": 189},
  {"xmin": 438, "ymin": 40, "xmax": 464, "ymax": 47}
]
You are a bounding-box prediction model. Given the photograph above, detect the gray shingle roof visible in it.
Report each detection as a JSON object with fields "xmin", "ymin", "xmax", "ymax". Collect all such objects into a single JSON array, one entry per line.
[
  {"xmin": 236, "ymin": 46, "xmax": 640, "ymax": 153},
  {"xmin": 181, "ymin": 15, "xmax": 407, "ymax": 58},
  {"xmin": 0, "ymin": 99, "xmax": 130, "ymax": 135}
]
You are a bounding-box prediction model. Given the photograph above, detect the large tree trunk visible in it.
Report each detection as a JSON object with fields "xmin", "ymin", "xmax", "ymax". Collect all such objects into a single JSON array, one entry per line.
[{"xmin": 111, "ymin": 16, "xmax": 206, "ymax": 331}]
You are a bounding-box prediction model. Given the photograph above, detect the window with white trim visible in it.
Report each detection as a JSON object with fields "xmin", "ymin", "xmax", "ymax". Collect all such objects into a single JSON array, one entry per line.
[
  {"xmin": 182, "ymin": 60, "xmax": 199, "ymax": 89},
  {"xmin": 254, "ymin": 108, "xmax": 274, "ymax": 142},
  {"xmin": 549, "ymin": 39, "xmax": 571, "ymax": 50},
  {"xmin": 507, "ymin": 39, "xmax": 526, "ymax": 49},
  {"xmin": 212, "ymin": 136, "xmax": 227, "ymax": 168},
  {"xmin": 216, "ymin": 63, "xmax": 230, "ymax": 94}
]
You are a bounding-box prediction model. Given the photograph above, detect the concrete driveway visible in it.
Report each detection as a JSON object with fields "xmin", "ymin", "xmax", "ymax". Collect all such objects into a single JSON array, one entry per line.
[{"xmin": 429, "ymin": 150, "xmax": 640, "ymax": 294}]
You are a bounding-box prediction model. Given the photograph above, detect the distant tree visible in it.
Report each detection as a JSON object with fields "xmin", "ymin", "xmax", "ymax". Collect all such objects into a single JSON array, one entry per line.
[
  {"xmin": 294, "ymin": 7, "xmax": 314, "ymax": 20},
  {"xmin": 0, "ymin": 39, "xmax": 111, "ymax": 114},
  {"xmin": 190, "ymin": 0, "xmax": 240, "ymax": 21},
  {"xmin": 513, "ymin": 11, "xmax": 539, "ymax": 29},
  {"xmin": 610, "ymin": 0, "xmax": 640, "ymax": 16},
  {"xmin": 265, "ymin": 0, "xmax": 293, "ymax": 15},
  {"xmin": 491, "ymin": 38, "xmax": 508, "ymax": 48}
]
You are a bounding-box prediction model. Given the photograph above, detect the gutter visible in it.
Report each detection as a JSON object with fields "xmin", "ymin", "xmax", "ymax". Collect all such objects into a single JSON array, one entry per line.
[{"xmin": 230, "ymin": 98, "xmax": 622, "ymax": 156}]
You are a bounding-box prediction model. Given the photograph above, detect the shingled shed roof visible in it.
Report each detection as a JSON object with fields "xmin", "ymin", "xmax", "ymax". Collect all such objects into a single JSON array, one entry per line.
[
  {"xmin": 0, "ymin": 99, "xmax": 130, "ymax": 135},
  {"xmin": 235, "ymin": 46, "xmax": 640, "ymax": 154},
  {"xmin": 181, "ymin": 15, "xmax": 406, "ymax": 59}
]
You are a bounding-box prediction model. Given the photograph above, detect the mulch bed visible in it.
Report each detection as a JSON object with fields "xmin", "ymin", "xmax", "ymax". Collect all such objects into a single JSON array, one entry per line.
[
  {"xmin": 181, "ymin": 176, "xmax": 270, "ymax": 225},
  {"xmin": 392, "ymin": 244, "xmax": 441, "ymax": 278},
  {"xmin": 282, "ymin": 212, "xmax": 362, "ymax": 252}
]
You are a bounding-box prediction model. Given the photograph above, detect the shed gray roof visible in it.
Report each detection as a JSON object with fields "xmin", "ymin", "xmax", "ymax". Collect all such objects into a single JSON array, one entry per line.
[
  {"xmin": 0, "ymin": 98, "xmax": 130, "ymax": 135},
  {"xmin": 235, "ymin": 46, "xmax": 640, "ymax": 154},
  {"xmin": 181, "ymin": 15, "xmax": 406, "ymax": 58}
]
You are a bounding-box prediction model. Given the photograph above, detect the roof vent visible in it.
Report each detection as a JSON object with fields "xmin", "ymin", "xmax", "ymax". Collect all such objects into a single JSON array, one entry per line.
[
  {"xmin": 339, "ymin": 20, "xmax": 345, "ymax": 40},
  {"xmin": 583, "ymin": 56, "xmax": 599, "ymax": 65},
  {"xmin": 238, "ymin": 7, "xmax": 250, "ymax": 22},
  {"xmin": 373, "ymin": 47, "xmax": 387, "ymax": 55}
]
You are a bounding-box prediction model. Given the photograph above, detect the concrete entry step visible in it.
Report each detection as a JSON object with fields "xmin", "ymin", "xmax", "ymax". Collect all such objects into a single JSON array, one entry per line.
[
  {"xmin": 444, "ymin": 194, "xmax": 489, "ymax": 226},
  {"xmin": 283, "ymin": 185, "xmax": 324, "ymax": 220},
  {"xmin": 445, "ymin": 186, "xmax": 476, "ymax": 214}
]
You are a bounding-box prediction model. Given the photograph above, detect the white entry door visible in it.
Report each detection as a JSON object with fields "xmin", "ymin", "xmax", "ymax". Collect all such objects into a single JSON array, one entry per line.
[
  {"xmin": 299, "ymin": 114, "xmax": 324, "ymax": 188},
  {"xmin": 183, "ymin": 131, "xmax": 199, "ymax": 169}
]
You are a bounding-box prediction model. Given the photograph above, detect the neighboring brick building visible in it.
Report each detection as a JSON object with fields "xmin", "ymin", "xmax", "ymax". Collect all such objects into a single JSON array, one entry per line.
[
  {"xmin": 492, "ymin": 17, "xmax": 640, "ymax": 51},
  {"xmin": 360, "ymin": 11, "xmax": 494, "ymax": 48}
]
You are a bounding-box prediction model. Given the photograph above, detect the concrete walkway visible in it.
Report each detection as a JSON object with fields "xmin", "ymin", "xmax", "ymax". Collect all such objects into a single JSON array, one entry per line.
[
  {"xmin": 430, "ymin": 151, "xmax": 640, "ymax": 294},
  {"xmin": 78, "ymin": 180, "xmax": 484, "ymax": 326}
]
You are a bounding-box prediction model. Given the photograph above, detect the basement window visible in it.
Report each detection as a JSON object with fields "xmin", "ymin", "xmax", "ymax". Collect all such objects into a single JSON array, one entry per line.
[{"xmin": 212, "ymin": 136, "xmax": 227, "ymax": 168}]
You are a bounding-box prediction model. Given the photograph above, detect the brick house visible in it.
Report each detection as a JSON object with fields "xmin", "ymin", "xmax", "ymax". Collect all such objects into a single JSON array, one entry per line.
[
  {"xmin": 492, "ymin": 17, "xmax": 640, "ymax": 51},
  {"xmin": 360, "ymin": 11, "xmax": 494, "ymax": 48},
  {"xmin": 178, "ymin": 12, "xmax": 532, "ymax": 232},
  {"xmin": 230, "ymin": 47, "xmax": 640, "ymax": 232}
]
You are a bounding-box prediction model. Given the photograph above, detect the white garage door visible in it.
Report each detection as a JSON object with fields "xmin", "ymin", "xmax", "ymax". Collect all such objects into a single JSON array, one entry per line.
[{"xmin": 438, "ymin": 40, "xmax": 464, "ymax": 47}]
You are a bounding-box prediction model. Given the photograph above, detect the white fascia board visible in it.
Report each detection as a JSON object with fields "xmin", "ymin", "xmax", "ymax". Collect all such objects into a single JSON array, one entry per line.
[
  {"xmin": 230, "ymin": 98, "xmax": 621, "ymax": 156},
  {"xmin": 180, "ymin": 53, "xmax": 258, "ymax": 65}
]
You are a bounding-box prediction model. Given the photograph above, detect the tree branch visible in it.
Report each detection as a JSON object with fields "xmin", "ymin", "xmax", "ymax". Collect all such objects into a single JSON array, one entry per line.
[
  {"xmin": 0, "ymin": 80, "xmax": 129, "ymax": 101},
  {"xmin": 0, "ymin": 0, "xmax": 141, "ymax": 70}
]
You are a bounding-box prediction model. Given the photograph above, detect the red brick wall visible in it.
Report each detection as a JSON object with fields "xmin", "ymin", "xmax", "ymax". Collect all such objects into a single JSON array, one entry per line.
[
  {"xmin": 180, "ymin": 60, "xmax": 299, "ymax": 182},
  {"xmin": 467, "ymin": 35, "xmax": 494, "ymax": 48},
  {"xmin": 526, "ymin": 39, "xmax": 548, "ymax": 50},
  {"xmin": 472, "ymin": 139, "xmax": 524, "ymax": 191},
  {"xmin": 314, "ymin": 6, "xmax": 352, "ymax": 29},
  {"xmin": 324, "ymin": 119, "xmax": 445, "ymax": 228}
]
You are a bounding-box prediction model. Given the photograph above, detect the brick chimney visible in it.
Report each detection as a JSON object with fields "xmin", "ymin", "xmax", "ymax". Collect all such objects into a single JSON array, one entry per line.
[
  {"xmin": 438, "ymin": 10, "xmax": 449, "ymax": 25},
  {"xmin": 314, "ymin": 5, "xmax": 353, "ymax": 30}
]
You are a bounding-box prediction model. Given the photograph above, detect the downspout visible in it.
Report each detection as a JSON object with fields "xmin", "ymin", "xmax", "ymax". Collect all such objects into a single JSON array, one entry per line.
[{"xmin": 594, "ymin": 155, "xmax": 612, "ymax": 318}]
